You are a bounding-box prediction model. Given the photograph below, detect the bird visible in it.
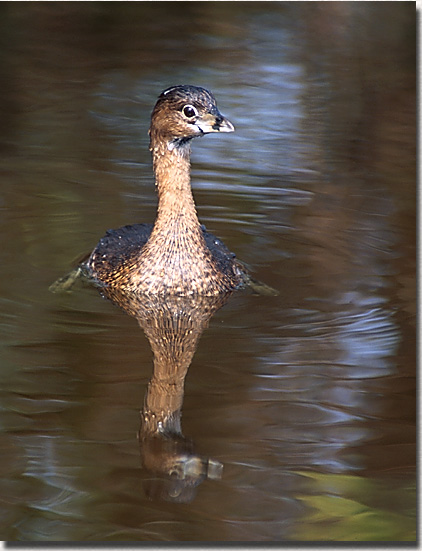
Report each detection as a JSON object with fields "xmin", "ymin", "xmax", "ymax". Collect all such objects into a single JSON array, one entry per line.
[{"xmin": 56, "ymin": 85, "xmax": 276, "ymax": 298}]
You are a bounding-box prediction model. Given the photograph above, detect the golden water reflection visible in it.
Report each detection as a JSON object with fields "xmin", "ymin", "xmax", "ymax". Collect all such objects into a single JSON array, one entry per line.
[{"xmin": 101, "ymin": 288, "xmax": 231, "ymax": 504}]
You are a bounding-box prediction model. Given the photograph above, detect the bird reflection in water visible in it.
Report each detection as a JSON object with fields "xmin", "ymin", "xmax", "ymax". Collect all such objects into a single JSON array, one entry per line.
[
  {"xmin": 100, "ymin": 287, "xmax": 231, "ymax": 503},
  {"xmin": 51, "ymin": 266, "xmax": 275, "ymax": 502}
]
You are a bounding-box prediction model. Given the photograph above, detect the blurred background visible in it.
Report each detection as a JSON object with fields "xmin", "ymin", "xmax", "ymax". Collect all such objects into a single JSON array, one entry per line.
[{"xmin": 0, "ymin": 1, "xmax": 416, "ymax": 542}]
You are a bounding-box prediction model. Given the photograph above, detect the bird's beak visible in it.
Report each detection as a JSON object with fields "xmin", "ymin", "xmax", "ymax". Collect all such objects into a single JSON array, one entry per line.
[{"xmin": 197, "ymin": 112, "xmax": 235, "ymax": 134}]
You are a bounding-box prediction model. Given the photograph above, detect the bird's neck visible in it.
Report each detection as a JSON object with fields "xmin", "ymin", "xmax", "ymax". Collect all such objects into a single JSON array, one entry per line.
[
  {"xmin": 149, "ymin": 137, "xmax": 203, "ymax": 238},
  {"xmin": 139, "ymin": 136, "xmax": 217, "ymax": 294}
]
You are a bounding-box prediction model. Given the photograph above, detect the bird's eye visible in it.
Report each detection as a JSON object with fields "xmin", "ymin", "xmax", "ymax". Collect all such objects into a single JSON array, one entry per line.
[{"xmin": 182, "ymin": 105, "xmax": 198, "ymax": 119}]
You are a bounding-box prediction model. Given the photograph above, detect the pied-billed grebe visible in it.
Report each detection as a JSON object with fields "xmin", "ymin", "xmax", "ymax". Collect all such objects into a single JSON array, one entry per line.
[{"xmin": 84, "ymin": 85, "xmax": 249, "ymax": 296}]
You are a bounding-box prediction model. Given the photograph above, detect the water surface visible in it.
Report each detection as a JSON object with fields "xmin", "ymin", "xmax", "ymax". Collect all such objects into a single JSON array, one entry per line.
[{"xmin": 0, "ymin": 2, "xmax": 416, "ymax": 542}]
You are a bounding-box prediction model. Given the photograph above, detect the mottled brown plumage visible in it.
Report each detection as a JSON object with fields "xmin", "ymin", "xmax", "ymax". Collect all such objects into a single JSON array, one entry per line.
[{"xmin": 84, "ymin": 85, "xmax": 248, "ymax": 296}]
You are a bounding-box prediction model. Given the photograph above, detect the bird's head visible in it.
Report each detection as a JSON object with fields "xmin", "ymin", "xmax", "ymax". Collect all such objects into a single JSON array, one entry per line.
[{"xmin": 149, "ymin": 85, "xmax": 234, "ymax": 150}]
